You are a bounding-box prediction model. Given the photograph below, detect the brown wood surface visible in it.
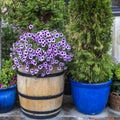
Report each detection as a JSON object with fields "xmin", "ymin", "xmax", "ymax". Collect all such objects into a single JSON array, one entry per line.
[{"xmin": 17, "ymin": 70, "xmax": 64, "ymax": 112}]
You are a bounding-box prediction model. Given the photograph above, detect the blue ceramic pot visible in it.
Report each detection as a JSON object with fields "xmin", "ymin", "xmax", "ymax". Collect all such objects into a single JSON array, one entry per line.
[
  {"xmin": 70, "ymin": 78, "xmax": 112, "ymax": 115},
  {"xmin": 0, "ymin": 84, "xmax": 17, "ymax": 113}
]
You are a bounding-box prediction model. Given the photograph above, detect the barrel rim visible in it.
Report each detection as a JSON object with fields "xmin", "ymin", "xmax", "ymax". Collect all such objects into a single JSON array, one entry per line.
[
  {"xmin": 17, "ymin": 70, "xmax": 64, "ymax": 78},
  {"xmin": 0, "ymin": 84, "xmax": 17, "ymax": 91}
]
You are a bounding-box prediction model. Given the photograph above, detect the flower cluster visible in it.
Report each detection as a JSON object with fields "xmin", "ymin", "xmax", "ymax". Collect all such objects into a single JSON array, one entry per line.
[
  {"xmin": 0, "ymin": 76, "xmax": 17, "ymax": 88},
  {"xmin": 10, "ymin": 26, "xmax": 73, "ymax": 77}
]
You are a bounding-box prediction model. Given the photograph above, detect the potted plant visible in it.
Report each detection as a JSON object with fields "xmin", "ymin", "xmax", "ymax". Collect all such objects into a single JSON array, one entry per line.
[
  {"xmin": 67, "ymin": 0, "xmax": 113, "ymax": 115},
  {"xmin": 0, "ymin": 59, "xmax": 17, "ymax": 113},
  {"xmin": 10, "ymin": 25, "xmax": 73, "ymax": 119},
  {"xmin": 109, "ymin": 62, "xmax": 120, "ymax": 111},
  {"xmin": 1, "ymin": 0, "xmax": 71, "ymax": 95}
]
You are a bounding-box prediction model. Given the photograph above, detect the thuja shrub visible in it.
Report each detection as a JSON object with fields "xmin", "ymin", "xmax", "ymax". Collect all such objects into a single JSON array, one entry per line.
[
  {"xmin": 1, "ymin": 25, "xmax": 18, "ymax": 60},
  {"xmin": 2, "ymin": 0, "xmax": 68, "ymax": 32},
  {"xmin": 68, "ymin": 0, "xmax": 114, "ymax": 83}
]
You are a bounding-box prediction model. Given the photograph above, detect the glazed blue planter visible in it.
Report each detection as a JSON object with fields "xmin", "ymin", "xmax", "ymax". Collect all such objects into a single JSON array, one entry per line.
[
  {"xmin": 70, "ymin": 78, "xmax": 112, "ymax": 115},
  {"xmin": 0, "ymin": 84, "xmax": 17, "ymax": 113}
]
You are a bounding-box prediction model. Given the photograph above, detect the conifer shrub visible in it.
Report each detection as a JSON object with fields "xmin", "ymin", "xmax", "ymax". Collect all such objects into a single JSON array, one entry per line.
[
  {"xmin": 1, "ymin": 25, "xmax": 18, "ymax": 59},
  {"xmin": 68, "ymin": 0, "xmax": 114, "ymax": 83},
  {"xmin": 2, "ymin": 0, "xmax": 68, "ymax": 32}
]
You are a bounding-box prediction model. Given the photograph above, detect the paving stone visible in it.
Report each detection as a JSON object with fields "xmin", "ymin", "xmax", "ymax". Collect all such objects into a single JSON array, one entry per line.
[
  {"xmin": 0, "ymin": 96, "xmax": 120, "ymax": 120},
  {"xmin": 0, "ymin": 117, "xmax": 26, "ymax": 120}
]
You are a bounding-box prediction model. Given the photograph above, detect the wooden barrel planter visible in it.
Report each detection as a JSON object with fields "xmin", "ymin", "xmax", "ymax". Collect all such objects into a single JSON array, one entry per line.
[
  {"xmin": 17, "ymin": 70, "xmax": 64, "ymax": 119},
  {"xmin": 109, "ymin": 92, "xmax": 120, "ymax": 111}
]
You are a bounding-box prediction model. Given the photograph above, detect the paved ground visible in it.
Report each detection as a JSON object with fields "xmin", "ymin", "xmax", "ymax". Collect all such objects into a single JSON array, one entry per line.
[{"xmin": 0, "ymin": 96, "xmax": 120, "ymax": 120}]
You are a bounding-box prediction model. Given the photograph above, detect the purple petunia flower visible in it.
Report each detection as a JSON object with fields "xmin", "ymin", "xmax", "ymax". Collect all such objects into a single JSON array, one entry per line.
[
  {"xmin": 32, "ymin": 50, "xmax": 37, "ymax": 56},
  {"xmin": 29, "ymin": 54, "xmax": 33, "ymax": 60},
  {"xmin": 55, "ymin": 33, "xmax": 59, "ymax": 38},
  {"xmin": 31, "ymin": 60, "xmax": 37, "ymax": 66},
  {"xmin": 43, "ymin": 62, "xmax": 48, "ymax": 67},
  {"xmin": 18, "ymin": 51, "xmax": 22, "ymax": 56},
  {"xmin": 30, "ymin": 69, "xmax": 34, "ymax": 75},
  {"xmin": 66, "ymin": 44, "xmax": 71, "ymax": 51},
  {"xmin": 34, "ymin": 69, "xmax": 39, "ymax": 74},
  {"xmin": 36, "ymin": 48, "xmax": 41, "ymax": 53},
  {"xmin": 14, "ymin": 76, "xmax": 17, "ymax": 81},
  {"xmin": 10, "ymin": 48, "xmax": 13, "ymax": 51},
  {"xmin": 12, "ymin": 65, "xmax": 16, "ymax": 70},
  {"xmin": 20, "ymin": 44, "xmax": 24, "ymax": 49},
  {"xmin": 28, "ymin": 25, "xmax": 33, "ymax": 29},
  {"xmin": 41, "ymin": 73, "xmax": 45, "ymax": 77},
  {"xmin": 53, "ymin": 29, "xmax": 57, "ymax": 33},
  {"xmin": 50, "ymin": 54, "xmax": 54, "ymax": 59},
  {"xmin": 49, "ymin": 65, "xmax": 53, "ymax": 71},
  {"xmin": 47, "ymin": 39, "xmax": 52, "ymax": 43},
  {"xmin": 38, "ymin": 65, "xmax": 43, "ymax": 70},
  {"xmin": 51, "ymin": 60, "xmax": 55, "ymax": 65},
  {"xmin": 10, "ymin": 53, "xmax": 13, "ymax": 58},
  {"xmin": 13, "ymin": 57, "xmax": 18, "ymax": 61},
  {"xmin": 55, "ymin": 60, "xmax": 59, "ymax": 64},
  {"xmin": 25, "ymin": 67, "xmax": 29, "ymax": 73},
  {"xmin": 46, "ymin": 57, "xmax": 50, "ymax": 62},
  {"xmin": 59, "ymin": 33, "xmax": 63, "ymax": 37},
  {"xmin": 51, "ymin": 37, "xmax": 56, "ymax": 42},
  {"xmin": 62, "ymin": 46, "xmax": 66, "ymax": 51},
  {"xmin": 59, "ymin": 62, "xmax": 65, "ymax": 67},
  {"xmin": 62, "ymin": 38, "xmax": 66, "ymax": 43},
  {"xmin": 10, "ymin": 28, "xmax": 73, "ymax": 76},
  {"xmin": 38, "ymin": 39, "xmax": 42, "ymax": 43},
  {"xmin": 29, "ymin": 44, "xmax": 32, "ymax": 48},
  {"xmin": 46, "ymin": 70, "xmax": 50, "ymax": 75},
  {"xmin": 10, "ymin": 81, "xmax": 15, "ymax": 85},
  {"xmin": 16, "ymin": 48, "xmax": 21, "ymax": 53},
  {"xmin": 39, "ymin": 56, "xmax": 45, "ymax": 61},
  {"xmin": 0, "ymin": 84, "xmax": 3, "ymax": 88},
  {"xmin": 28, "ymin": 48, "xmax": 33, "ymax": 52},
  {"xmin": 19, "ymin": 64, "xmax": 23, "ymax": 68},
  {"xmin": 41, "ymin": 43, "xmax": 46, "ymax": 47},
  {"xmin": 57, "ymin": 66, "xmax": 62, "ymax": 71},
  {"xmin": 46, "ymin": 32, "xmax": 51, "ymax": 37},
  {"xmin": 21, "ymin": 57, "xmax": 26, "ymax": 62}
]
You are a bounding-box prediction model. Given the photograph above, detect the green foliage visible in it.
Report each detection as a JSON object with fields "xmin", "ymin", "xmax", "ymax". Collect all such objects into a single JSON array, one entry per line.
[
  {"xmin": 2, "ymin": 0, "xmax": 68, "ymax": 32},
  {"xmin": 111, "ymin": 63, "xmax": 120, "ymax": 95},
  {"xmin": 68, "ymin": 0, "xmax": 114, "ymax": 83},
  {"xmin": 115, "ymin": 63, "xmax": 120, "ymax": 80},
  {"xmin": 1, "ymin": 25, "xmax": 18, "ymax": 60},
  {"xmin": 0, "ymin": 59, "xmax": 16, "ymax": 88}
]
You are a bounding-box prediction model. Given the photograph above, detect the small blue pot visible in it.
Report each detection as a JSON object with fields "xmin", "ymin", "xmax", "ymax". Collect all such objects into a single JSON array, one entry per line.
[
  {"xmin": 70, "ymin": 78, "xmax": 112, "ymax": 115},
  {"xmin": 0, "ymin": 84, "xmax": 17, "ymax": 113}
]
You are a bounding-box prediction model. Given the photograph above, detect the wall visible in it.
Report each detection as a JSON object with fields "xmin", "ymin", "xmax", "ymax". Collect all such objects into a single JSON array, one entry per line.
[{"xmin": 112, "ymin": 16, "xmax": 120, "ymax": 62}]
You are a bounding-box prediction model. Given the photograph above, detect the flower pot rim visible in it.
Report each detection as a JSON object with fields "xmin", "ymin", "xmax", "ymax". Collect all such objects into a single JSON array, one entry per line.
[
  {"xmin": 17, "ymin": 70, "xmax": 64, "ymax": 78},
  {"xmin": 70, "ymin": 78, "xmax": 112, "ymax": 88},
  {"xmin": 0, "ymin": 84, "xmax": 17, "ymax": 91}
]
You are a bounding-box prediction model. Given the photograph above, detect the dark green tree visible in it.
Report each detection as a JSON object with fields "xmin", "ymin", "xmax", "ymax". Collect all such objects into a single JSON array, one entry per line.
[
  {"xmin": 2, "ymin": 0, "xmax": 68, "ymax": 32},
  {"xmin": 1, "ymin": 25, "xmax": 18, "ymax": 60},
  {"xmin": 68, "ymin": 0, "xmax": 114, "ymax": 83},
  {"xmin": 1, "ymin": 0, "xmax": 68, "ymax": 60}
]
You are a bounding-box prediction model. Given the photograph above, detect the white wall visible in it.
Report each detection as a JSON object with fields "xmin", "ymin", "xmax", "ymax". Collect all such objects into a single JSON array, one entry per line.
[
  {"xmin": 0, "ymin": 20, "xmax": 1, "ymax": 70},
  {"xmin": 112, "ymin": 16, "xmax": 120, "ymax": 62}
]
